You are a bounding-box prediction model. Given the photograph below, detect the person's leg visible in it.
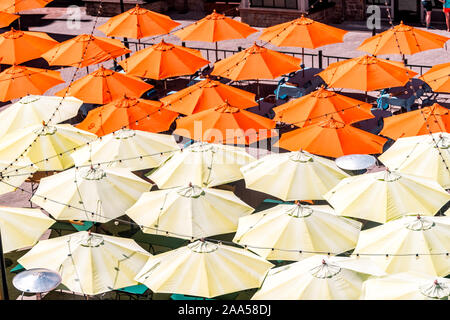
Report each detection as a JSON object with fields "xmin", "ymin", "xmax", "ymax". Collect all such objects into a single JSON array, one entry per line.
[
  {"xmin": 426, "ymin": 11, "xmax": 432, "ymax": 28},
  {"xmin": 446, "ymin": 12, "xmax": 450, "ymax": 32}
]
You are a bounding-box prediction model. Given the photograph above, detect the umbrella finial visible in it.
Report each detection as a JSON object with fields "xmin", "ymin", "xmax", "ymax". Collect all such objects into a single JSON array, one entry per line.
[
  {"xmin": 322, "ymin": 259, "xmax": 326, "ymax": 265},
  {"xmin": 42, "ymin": 120, "xmax": 46, "ymax": 126},
  {"xmin": 417, "ymin": 214, "xmax": 421, "ymax": 220}
]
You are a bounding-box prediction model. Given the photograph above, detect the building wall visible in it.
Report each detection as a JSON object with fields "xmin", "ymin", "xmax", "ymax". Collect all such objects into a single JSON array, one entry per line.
[
  {"xmin": 84, "ymin": 0, "xmax": 171, "ymax": 16},
  {"xmin": 344, "ymin": 0, "xmax": 366, "ymax": 21}
]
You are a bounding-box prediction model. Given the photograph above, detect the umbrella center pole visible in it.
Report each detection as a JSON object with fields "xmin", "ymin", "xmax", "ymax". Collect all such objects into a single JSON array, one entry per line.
[{"xmin": 0, "ymin": 229, "xmax": 9, "ymax": 300}]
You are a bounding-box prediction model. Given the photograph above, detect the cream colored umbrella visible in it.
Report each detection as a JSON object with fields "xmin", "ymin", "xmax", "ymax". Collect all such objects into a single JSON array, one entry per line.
[
  {"xmin": 0, "ymin": 207, "xmax": 54, "ymax": 253},
  {"xmin": 252, "ymin": 255, "xmax": 385, "ymax": 300},
  {"xmin": 354, "ymin": 215, "xmax": 450, "ymax": 277},
  {"xmin": 71, "ymin": 129, "xmax": 180, "ymax": 171},
  {"xmin": 0, "ymin": 158, "xmax": 37, "ymax": 196},
  {"xmin": 126, "ymin": 183, "xmax": 254, "ymax": 239},
  {"xmin": 361, "ymin": 271, "xmax": 450, "ymax": 300},
  {"xmin": 18, "ymin": 231, "xmax": 150, "ymax": 296},
  {"xmin": 323, "ymin": 170, "xmax": 450, "ymax": 224},
  {"xmin": 233, "ymin": 203, "xmax": 362, "ymax": 261},
  {"xmin": 240, "ymin": 150, "xmax": 349, "ymax": 201},
  {"xmin": 135, "ymin": 240, "xmax": 274, "ymax": 298},
  {"xmin": 148, "ymin": 142, "xmax": 256, "ymax": 188},
  {"xmin": 0, "ymin": 95, "xmax": 83, "ymax": 139},
  {"xmin": 31, "ymin": 166, "xmax": 152, "ymax": 223},
  {"xmin": 379, "ymin": 133, "xmax": 450, "ymax": 189},
  {"xmin": 0, "ymin": 123, "xmax": 96, "ymax": 171}
]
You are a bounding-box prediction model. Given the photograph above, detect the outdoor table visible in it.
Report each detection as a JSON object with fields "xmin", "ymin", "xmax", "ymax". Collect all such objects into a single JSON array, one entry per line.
[{"xmin": 287, "ymin": 68, "xmax": 324, "ymax": 88}]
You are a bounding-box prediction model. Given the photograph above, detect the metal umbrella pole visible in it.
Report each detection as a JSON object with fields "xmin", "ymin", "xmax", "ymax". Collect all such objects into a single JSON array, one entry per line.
[{"xmin": 0, "ymin": 229, "xmax": 10, "ymax": 300}]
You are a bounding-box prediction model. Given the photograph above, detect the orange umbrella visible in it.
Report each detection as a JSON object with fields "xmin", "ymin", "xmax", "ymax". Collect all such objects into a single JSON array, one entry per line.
[
  {"xmin": 0, "ymin": 0, "xmax": 52, "ymax": 13},
  {"xmin": 273, "ymin": 86, "xmax": 374, "ymax": 126},
  {"xmin": 174, "ymin": 101, "xmax": 277, "ymax": 145},
  {"xmin": 357, "ymin": 21, "xmax": 450, "ymax": 56},
  {"xmin": 275, "ymin": 118, "xmax": 387, "ymax": 157},
  {"xmin": 174, "ymin": 10, "xmax": 257, "ymax": 42},
  {"xmin": 0, "ymin": 65, "xmax": 64, "ymax": 102},
  {"xmin": 419, "ymin": 62, "xmax": 450, "ymax": 93},
  {"xmin": 380, "ymin": 103, "xmax": 450, "ymax": 140},
  {"xmin": 317, "ymin": 55, "xmax": 417, "ymax": 92},
  {"xmin": 77, "ymin": 96, "xmax": 178, "ymax": 136},
  {"xmin": 55, "ymin": 66, "xmax": 153, "ymax": 104},
  {"xmin": 119, "ymin": 40, "xmax": 210, "ymax": 80},
  {"xmin": 0, "ymin": 28, "xmax": 58, "ymax": 65},
  {"xmin": 0, "ymin": 11, "xmax": 19, "ymax": 28},
  {"xmin": 160, "ymin": 76, "xmax": 256, "ymax": 115},
  {"xmin": 211, "ymin": 43, "xmax": 301, "ymax": 81},
  {"xmin": 41, "ymin": 34, "xmax": 131, "ymax": 68},
  {"xmin": 259, "ymin": 14, "xmax": 348, "ymax": 49},
  {"xmin": 97, "ymin": 4, "xmax": 180, "ymax": 40}
]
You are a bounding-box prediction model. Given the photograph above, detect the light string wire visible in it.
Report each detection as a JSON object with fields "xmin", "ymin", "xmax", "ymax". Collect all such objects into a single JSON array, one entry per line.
[
  {"xmin": 0, "ymin": 0, "xmax": 107, "ymax": 176},
  {"xmin": 0, "ymin": 177, "xmax": 448, "ymax": 258}
]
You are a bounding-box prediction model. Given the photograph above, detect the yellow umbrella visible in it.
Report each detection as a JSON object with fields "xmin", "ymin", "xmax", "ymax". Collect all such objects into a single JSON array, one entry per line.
[
  {"xmin": 0, "ymin": 123, "xmax": 96, "ymax": 172},
  {"xmin": 31, "ymin": 166, "xmax": 151, "ymax": 223},
  {"xmin": 379, "ymin": 133, "xmax": 450, "ymax": 189},
  {"xmin": 135, "ymin": 240, "xmax": 274, "ymax": 298},
  {"xmin": 70, "ymin": 129, "xmax": 180, "ymax": 171},
  {"xmin": 354, "ymin": 215, "xmax": 450, "ymax": 277},
  {"xmin": 240, "ymin": 150, "xmax": 349, "ymax": 201},
  {"xmin": 0, "ymin": 206, "xmax": 54, "ymax": 253},
  {"xmin": 0, "ymin": 95, "xmax": 83, "ymax": 139},
  {"xmin": 126, "ymin": 183, "xmax": 254, "ymax": 239},
  {"xmin": 324, "ymin": 170, "xmax": 450, "ymax": 224},
  {"xmin": 0, "ymin": 158, "xmax": 37, "ymax": 196},
  {"xmin": 233, "ymin": 203, "xmax": 362, "ymax": 261},
  {"xmin": 251, "ymin": 255, "xmax": 385, "ymax": 300},
  {"xmin": 361, "ymin": 271, "xmax": 450, "ymax": 300},
  {"xmin": 18, "ymin": 231, "xmax": 150, "ymax": 296},
  {"xmin": 148, "ymin": 142, "xmax": 256, "ymax": 188}
]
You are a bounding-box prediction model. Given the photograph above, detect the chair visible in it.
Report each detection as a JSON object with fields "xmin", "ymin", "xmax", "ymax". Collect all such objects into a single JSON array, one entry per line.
[
  {"xmin": 114, "ymin": 284, "xmax": 151, "ymax": 300},
  {"xmin": 274, "ymin": 78, "xmax": 305, "ymax": 100},
  {"xmin": 170, "ymin": 294, "xmax": 213, "ymax": 300}
]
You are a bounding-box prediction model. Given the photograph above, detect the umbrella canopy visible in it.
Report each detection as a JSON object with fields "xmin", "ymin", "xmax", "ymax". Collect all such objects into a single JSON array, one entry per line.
[
  {"xmin": 97, "ymin": 4, "xmax": 180, "ymax": 40},
  {"xmin": 233, "ymin": 203, "xmax": 362, "ymax": 261},
  {"xmin": 273, "ymin": 87, "xmax": 374, "ymax": 126},
  {"xmin": 160, "ymin": 77, "xmax": 257, "ymax": 115},
  {"xmin": 55, "ymin": 66, "xmax": 153, "ymax": 105},
  {"xmin": 240, "ymin": 150, "xmax": 349, "ymax": 201},
  {"xmin": 211, "ymin": 43, "xmax": 301, "ymax": 80},
  {"xmin": 0, "ymin": 11, "xmax": 19, "ymax": 28},
  {"xmin": 41, "ymin": 34, "xmax": 131, "ymax": 68},
  {"xmin": 119, "ymin": 40, "xmax": 210, "ymax": 80},
  {"xmin": 126, "ymin": 183, "xmax": 254, "ymax": 239},
  {"xmin": 275, "ymin": 118, "xmax": 387, "ymax": 158},
  {"xmin": 174, "ymin": 101, "xmax": 277, "ymax": 145},
  {"xmin": 0, "ymin": 65, "xmax": 64, "ymax": 102},
  {"xmin": 259, "ymin": 15, "xmax": 348, "ymax": 49},
  {"xmin": 317, "ymin": 55, "xmax": 417, "ymax": 91},
  {"xmin": 149, "ymin": 142, "xmax": 256, "ymax": 188},
  {"xmin": 135, "ymin": 240, "xmax": 274, "ymax": 298},
  {"xmin": 380, "ymin": 103, "xmax": 450, "ymax": 140},
  {"xmin": 71, "ymin": 129, "xmax": 180, "ymax": 171},
  {"xmin": 0, "ymin": 159, "xmax": 37, "ymax": 196},
  {"xmin": 0, "ymin": 28, "xmax": 58, "ymax": 65},
  {"xmin": 0, "ymin": 0, "xmax": 52, "ymax": 13},
  {"xmin": 357, "ymin": 22, "xmax": 450, "ymax": 56},
  {"xmin": 419, "ymin": 62, "xmax": 450, "ymax": 93},
  {"xmin": 361, "ymin": 271, "xmax": 450, "ymax": 300},
  {"xmin": 76, "ymin": 96, "xmax": 178, "ymax": 136},
  {"xmin": 18, "ymin": 231, "xmax": 150, "ymax": 296},
  {"xmin": 354, "ymin": 215, "xmax": 450, "ymax": 276},
  {"xmin": 251, "ymin": 255, "xmax": 385, "ymax": 300},
  {"xmin": 0, "ymin": 206, "xmax": 54, "ymax": 253},
  {"xmin": 31, "ymin": 166, "xmax": 152, "ymax": 223},
  {"xmin": 0, "ymin": 95, "xmax": 82, "ymax": 139},
  {"xmin": 0, "ymin": 123, "xmax": 96, "ymax": 171},
  {"xmin": 174, "ymin": 10, "xmax": 257, "ymax": 42},
  {"xmin": 324, "ymin": 170, "xmax": 450, "ymax": 224},
  {"xmin": 379, "ymin": 133, "xmax": 450, "ymax": 189}
]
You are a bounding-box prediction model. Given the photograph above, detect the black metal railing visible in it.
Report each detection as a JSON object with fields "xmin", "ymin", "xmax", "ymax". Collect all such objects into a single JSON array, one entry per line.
[{"xmin": 118, "ymin": 40, "xmax": 433, "ymax": 81}]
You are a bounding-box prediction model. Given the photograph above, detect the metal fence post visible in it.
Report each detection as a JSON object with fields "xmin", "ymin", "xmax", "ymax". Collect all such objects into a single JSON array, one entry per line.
[
  {"xmin": 318, "ymin": 50, "xmax": 323, "ymax": 69},
  {"xmin": 182, "ymin": 42, "xmax": 186, "ymax": 47}
]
